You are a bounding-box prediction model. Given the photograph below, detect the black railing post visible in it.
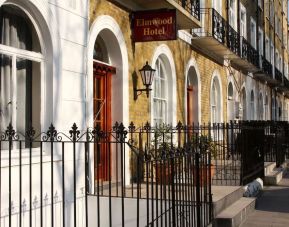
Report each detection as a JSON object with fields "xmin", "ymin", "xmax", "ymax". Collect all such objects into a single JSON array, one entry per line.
[
  {"xmin": 195, "ymin": 152, "xmax": 201, "ymax": 227},
  {"xmin": 171, "ymin": 156, "xmax": 176, "ymax": 226}
]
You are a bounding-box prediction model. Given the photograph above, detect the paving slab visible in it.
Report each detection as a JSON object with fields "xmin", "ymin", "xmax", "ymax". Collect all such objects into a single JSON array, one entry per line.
[{"xmin": 240, "ymin": 173, "xmax": 289, "ymax": 227}]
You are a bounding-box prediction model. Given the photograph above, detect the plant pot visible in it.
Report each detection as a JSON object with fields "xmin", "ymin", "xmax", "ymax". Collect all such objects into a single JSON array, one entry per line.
[
  {"xmin": 192, "ymin": 164, "xmax": 215, "ymax": 186},
  {"xmin": 155, "ymin": 163, "xmax": 173, "ymax": 184}
]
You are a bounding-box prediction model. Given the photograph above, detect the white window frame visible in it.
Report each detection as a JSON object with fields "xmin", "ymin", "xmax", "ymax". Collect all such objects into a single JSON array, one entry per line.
[
  {"xmin": 265, "ymin": 36, "xmax": 270, "ymax": 60},
  {"xmin": 250, "ymin": 90, "xmax": 255, "ymax": 120},
  {"xmin": 229, "ymin": 0, "xmax": 237, "ymax": 29},
  {"xmin": 270, "ymin": 41, "xmax": 274, "ymax": 66},
  {"xmin": 250, "ymin": 17, "xmax": 257, "ymax": 48},
  {"xmin": 0, "ymin": 4, "xmax": 47, "ymax": 158},
  {"xmin": 212, "ymin": 0, "xmax": 222, "ymax": 15},
  {"xmin": 275, "ymin": 51, "xmax": 279, "ymax": 69},
  {"xmin": 152, "ymin": 58, "xmax": 168, "ymax": 125},
  {"xmin": 210, "ymin": 76, "xmax": 222, "ymax": 123},
  {"xmin": 240, "ymin": 4, "xmax": 247, "ymax": 39},
  {"xmin": 0, "ymin": 7, "xmax": 45, "ymax": 135},
  {"xmin": 258, "ymin": 27, "xmax": 264, "ymax": 55}
]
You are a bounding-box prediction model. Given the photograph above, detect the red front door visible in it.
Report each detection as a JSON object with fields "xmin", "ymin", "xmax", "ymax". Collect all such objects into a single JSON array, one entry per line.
[
  {"xmin": 93, "ymin": 61, "xmax": 115, "ymax": 181},
  {"xmin": 187, "ymin": 85, "xmax": 194, "ymax": 126}
]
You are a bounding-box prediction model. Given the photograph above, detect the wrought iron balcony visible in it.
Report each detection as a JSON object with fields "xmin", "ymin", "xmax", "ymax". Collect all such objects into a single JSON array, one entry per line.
[
  {"xmin": 274, "ymin": 68, "xmax": 283, "ymax": 84},
  {"xmin": 262, "ymin": 57, "xmax": 273, "ymax": 76},
  {"xmin": 112, "ymin": 0, "xmax": 201, "ymax": 29},
  {"xmin": 254, "ymin": 57, "xmax": 276, "ymax": 83},
  {"xmin": 227, "ymin": 25, "xmax": 240, "ymax": 56},
  {"xmin": 283, "ymin": 76, "xmax": 289, "ymax": 91},
  {"xmin": 192, "ymin": 9, "xmax": 259, "ymax": 73},
  {"xmin": 241, "ymin": 38, "xmax": 259, "ymax": 68},
  {"xmin": 178, "ymin": 0, "xmax": 200, "ymax": 20}
]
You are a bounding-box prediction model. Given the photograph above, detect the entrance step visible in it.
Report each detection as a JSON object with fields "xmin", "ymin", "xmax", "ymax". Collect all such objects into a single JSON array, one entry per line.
[
  {"xmin": 212, "ymin": 186, "xmax": 244, "ymax": 217},
  {"xmin": 214, "ymin": 197, "xmax": 256, "ymax": 227},
  {"xmin": 264, "ymin": 167, "xmax": 283, "ymax": 185},
  {"xmin": 264, "ymin": 162, "xmax": 276, "ymax": 176}
]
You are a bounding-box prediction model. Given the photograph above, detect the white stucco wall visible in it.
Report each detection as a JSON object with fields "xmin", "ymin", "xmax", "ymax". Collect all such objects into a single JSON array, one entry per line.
[{"xmin": 0, "ymin": 0, "xmax": 89, "ymax": 226}]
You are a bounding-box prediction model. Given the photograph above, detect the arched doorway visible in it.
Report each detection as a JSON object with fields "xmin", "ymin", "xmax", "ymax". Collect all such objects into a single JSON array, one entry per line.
[
  {"xmin": 187, "ymin": 67, "xmax": 199, "ymax": 125},
  {"xmin": 88, "ymin": 16, "xmax": 129, "ymax": 183}
]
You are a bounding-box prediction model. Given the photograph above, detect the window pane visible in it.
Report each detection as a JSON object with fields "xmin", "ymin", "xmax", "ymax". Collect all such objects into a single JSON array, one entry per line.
[
  {"xmin": 0, "ymin": 54, "xmax": 12, "ymax": 132},
  {"xmin": 16, "ymin": 58, "xmax": 40, "ymax": 136},
  {"xmin": 0, "ymin": 5, "xmax": 41, "ymax": 52}
]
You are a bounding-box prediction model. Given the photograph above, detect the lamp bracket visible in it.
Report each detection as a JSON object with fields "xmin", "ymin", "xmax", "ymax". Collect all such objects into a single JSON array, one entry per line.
[{"xmin": 134, "ymin": 88, "xmax": 152, "ymax": 100}]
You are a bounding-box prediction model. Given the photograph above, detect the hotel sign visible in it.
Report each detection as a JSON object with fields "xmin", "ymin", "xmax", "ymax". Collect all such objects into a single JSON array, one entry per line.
[{"xmin": 132, "ymin": 9, "xmax": 176, "ymax": 42}]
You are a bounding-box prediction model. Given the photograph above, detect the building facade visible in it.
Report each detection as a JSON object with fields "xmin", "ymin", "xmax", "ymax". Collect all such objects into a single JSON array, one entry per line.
[
  {"xmin": 1, "ymin": 0, "xmax": 289, "ymax": 226},
  {"xmin": 89, "ymin": 0, "xmax": 289, "ymax": 130}
]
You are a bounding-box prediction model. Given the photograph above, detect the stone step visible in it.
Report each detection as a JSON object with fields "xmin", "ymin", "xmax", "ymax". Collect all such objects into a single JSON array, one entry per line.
[
  {"xmin": 214, "ymin": 197, "xmax": 256, "ymax": 227},
  {"xmin": 264, "ymin": 162, "xmax": 276, "ymax": 176},
  {"xmin": 264, "ymin": 167, "xmax": 283, "ymax": 185},
  {"xmin": 212, "ymin": 186, "xmax": 244, "ymax": 217}
]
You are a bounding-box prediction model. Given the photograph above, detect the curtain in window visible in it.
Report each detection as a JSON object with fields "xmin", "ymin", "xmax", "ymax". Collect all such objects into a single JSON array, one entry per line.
[{"xmin": 0, "ymin": 8, "xmax": 32, "ymax": 133}]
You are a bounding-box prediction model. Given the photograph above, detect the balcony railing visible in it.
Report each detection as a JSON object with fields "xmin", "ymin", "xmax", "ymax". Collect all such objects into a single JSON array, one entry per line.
[
  {"xmin": 178, "ymin": 0, "xmax": 200, "ymax": 20},
  {"xmin": 262, "ymin": 57, "xmax": 273, "ymax": 77},
  {"xmin": 283, "ymin": 76, "xmax": 289, "ymax": 90},
  {"xmin": 275, "ymin": 67, "xmax": 283, "ymax": 83},
  {"xmin": 193, "ymin": 9, "xmax": 260, "ymax": 73},
  {"xmin": 227, "ymin": 25, "xmax": 240, "ymax": 56},
  {"xmin": 211, "ymin": 8, "xmax": 226, "ymax": 43},
  {"xmin": 241, "ymin": 37, "xmax": 259, "ymax": 68}
]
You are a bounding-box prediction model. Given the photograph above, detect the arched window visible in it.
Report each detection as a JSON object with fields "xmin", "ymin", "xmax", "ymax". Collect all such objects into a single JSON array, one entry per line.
[
  {"xmin": 153, "ymin": 58, "xmax": 168, "ymax": 125},
  {"xmin": 241, "ymin": 88, "xmax": 247, "ymax": 120},
  {"xmin": 272, "ymin": 97, "xmax": 276, "ymax": 120},
  {"xmin": 93, "ymin": 36, "xmax": 109, "ymax": 63},
  {"xmin": 250, "ymin": 90, "xmax": 255, "ymax": 120},
  {"xmin": 0, "ymin": 5, "xmax": 43, "ymax": 135},
  {"xmin": 211, "ymin": 76, "xmax": 221, "ymax": 123},
  {"xmin": 264, "ymin": 94, "xmax": 268, "ymax": 120},
  {"xmin": 259, "ymin": 93, "xmax": 263, "ymax": 120},
  {"xmin": 227, "ymin": 82, "xmax": 234, "ymax": 121}
]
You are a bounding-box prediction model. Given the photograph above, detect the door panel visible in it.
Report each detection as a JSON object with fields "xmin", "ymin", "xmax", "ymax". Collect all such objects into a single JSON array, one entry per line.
[
  {"xmin": 93, "ymin": 62, "xmax": 115, "ymax": 181},
  {"xmin": 187, "ymin": 85, "xmax": 194, "ymax": 126}
]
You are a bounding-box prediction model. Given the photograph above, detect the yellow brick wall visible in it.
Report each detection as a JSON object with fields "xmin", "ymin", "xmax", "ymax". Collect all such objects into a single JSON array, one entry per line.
[{"xmin": 90, "ymin": 0, "xmax": 228, "ymax": 126}]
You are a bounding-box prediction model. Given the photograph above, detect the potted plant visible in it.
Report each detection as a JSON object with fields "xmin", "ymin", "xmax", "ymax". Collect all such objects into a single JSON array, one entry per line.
[
  {"xmin": 150, "ymin": 124, "xmax": 176, "ymax": 184},
  {"xmin": 190, "ymin": 134, "xmax": 217, "ymax": 186}
]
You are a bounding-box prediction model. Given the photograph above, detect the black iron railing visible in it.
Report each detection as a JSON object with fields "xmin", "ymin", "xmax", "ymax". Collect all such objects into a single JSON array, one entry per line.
[
  {"xmin": 241, "ymin": 37, "xmax": 259, "ymax": 68},
  {"xmin": 1, "ymin": 121, "xmax": 289, "ymax": 226},
  {"xmin": 283, "ymin": 76, "xmax": 289, "ymax": 90},
  {"xmin": 212, "ymin": 9, "xmax": 226, "ymax": 43},
  {"xmin": 262, "ymin": 57, "xmax": 273, "ymax": 77},
  {"xmin": 275, "ymin": 67, "xmax": 283, "ymax": 83},
  {"xmin": 227, "ymin": 25, "xmax": 240, "ymax": 56},
  {"xmin": 193, "ymin": 9, "xmax": 262, "ymax": 70},
  {"xmin": 177, "ymin": 0, "xmax": 200, "ymax": 20}
]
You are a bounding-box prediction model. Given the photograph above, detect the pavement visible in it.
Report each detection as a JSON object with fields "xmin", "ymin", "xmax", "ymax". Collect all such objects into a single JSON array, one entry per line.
[{"xmin": 240, "ymin": 171, "xmax": 289, "ymax": 227}]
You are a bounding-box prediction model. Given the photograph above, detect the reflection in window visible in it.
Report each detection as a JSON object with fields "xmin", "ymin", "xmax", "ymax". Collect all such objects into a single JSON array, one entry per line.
[
  {"xmin": 93, "ymin": 36, "xmax": 109, "ymax": 63},
  {"xmin": 211, "ymin": 77, "xmax": 221, "ymax": 123},
  {"xmin": 153, "ymin": 58, "xmax": 167, "ymax": 125}
]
